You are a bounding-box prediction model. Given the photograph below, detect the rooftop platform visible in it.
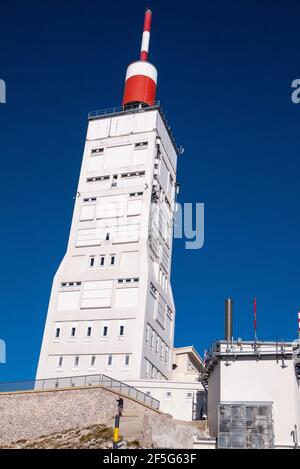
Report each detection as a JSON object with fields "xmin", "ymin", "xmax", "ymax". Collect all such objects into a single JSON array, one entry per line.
[{"xmin": 88, "ymin": 101, "xmax": 182, "ymax": 156}]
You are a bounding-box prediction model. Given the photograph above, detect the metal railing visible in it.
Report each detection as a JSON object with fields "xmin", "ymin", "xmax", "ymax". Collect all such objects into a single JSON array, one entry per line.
[
  {"xmin": 0, "ymin": 373, "xmax": 160, "ymax": 410},
  {"xmin": 88, "ymin": 101, "xmax": 161, "ymax": 119}
]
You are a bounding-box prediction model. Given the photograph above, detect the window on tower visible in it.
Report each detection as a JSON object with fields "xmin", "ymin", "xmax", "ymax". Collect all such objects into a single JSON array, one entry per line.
[
  {"xmin": 112, "ymin": 175, "xmax": 118, "ymax": 188},
  {"xmin": 165, "ymin": 348, "xmax": 169, "ymax": 366},
  {"xmin": 119, "ymin": 325, "xmax": 125, "ymax": 336},
  {"xmin": 125, "ymin": 355, "xmax": 130, "ymax": 366},
  {"xmin": 107, "ymin": 355, "xmax": 113, "ymax": 366},
  {"xmin": 145, "ymin": 325, "xmax": 150, "ymax": 344},
  {"xmin": 134, "ymin": 141, "xmax": 148, "ymax": 149},
  {"xmin": 58, "ymin": 357, "xmax": 63, "ymax": 367},
  {"xmin": 61, "ymin": 282, "xmax": 81, "ymax": 289},
  {"xmin": 110, "ymin": 255, "xmax": 116, "ymax": 266},
  {"xmin": 103, "ymin": 326, "xmax": 108, "ymax": 337},
  {"xmin": 89, "ymin": 256, "xmax": 95, "ymax": 268},
  {"xmin": 55, "ymin": 328, "xmax": 61, "ymax": 339},
  {"xmin": 156, "ymin": 337, "xmax": 160, "ymax": 355},
  {"xmin": 87, "ymin": 175, "xmax": 110, "ymax": 183},
  {"xmin": 151, "ymin": 331, "xmax": 155, "ymax": 350},
  {"xmin": 129, "ymin": 192, "xmax": 143, "ymax": 197},
  {"xmin": 100, "ymin": 255, "xmax": 105, "ymax": 267},
  {"xmin": 71, "ymin": 327, "xmax": 76, "ymax": 338},
  {"xmin": 90, "ymin": 356, "xmax": 96, "ymax": 367},
  {"xmin": 121, "ymin": 170, "xmax": 145, "ymax": 179},
  {"xmin": 117, "ymin": 278, "xmax": 139, "ymax": 284},
  {"xmin": 74, "ymin": 356, "xmax": 80, "ymax": 367},
  {"xmin": 91, "ymin": 147, "xmax": 104, "ymax": 155},
  {"xmin": 87, "ymin": 327, "xmax": 92, "ymax": 337}
]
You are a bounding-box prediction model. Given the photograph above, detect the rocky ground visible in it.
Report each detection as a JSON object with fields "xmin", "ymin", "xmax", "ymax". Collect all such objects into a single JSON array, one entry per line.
[{"xmin": 0, "ymin": 424, "xmax": 142, "ymax": 449}]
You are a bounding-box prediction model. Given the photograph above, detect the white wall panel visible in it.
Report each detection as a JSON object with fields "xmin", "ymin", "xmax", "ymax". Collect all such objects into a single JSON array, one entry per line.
[
  {"xmin": 112, "ymin": 224, "xmax": 139, "ymax": 243},
  {"xmin": 165, "ymin": 315, "xmax": 172, "ymax": 338},
  {"xmin": 158, "ymin": 158, "xmax": 169, "ymax": 194},
  {"xmin": 132, "ymin": 148, "xmax": 147, "ymax": 165},
  {"xmin": 127, "ymin": 199, "xmax": 142, "ymax": 216},
  {"xmin": 76, "ymin": 228, "xmax": 104, "ymax": 247},
  {"xmin": 148, "ymin": 291, "xmax": 157, "ymax": 317},
  {"xmin": 81, "ymin": 298, "xmax": 111, "ymax": 308},
  {"xmin": 110, "ymin": 115, "xmax": 134, "ymax": 135},
  {"xmin": 67, "ymin": 255, "xmax": 86, "ymax": 275},
  {"xmin": 84, "ymin": 280, "xmax": 113, "ymax": 290},
  {"xmin": 87, "ymin": 119, "xmax": 110, "ymax": 140},
  {"xmin": 161, "ymin": 249, "xmax": 169, "ymax": 272},
  {"xmin": 115, "ymin": 288, "xmax": 139, "ymax": 308},
  {"xmin": 157, "ymin": 297, "xmax": 166, "ymax": 327},
  {"xmin": 96, "ymin": 195, "xmax": 126, "ymax": 219},
  {"xmin": 134, "ymin": 111, "xmax": 156, "ymax": 132},
  {"xmin": 88, "ymin": 154, "xmax": 104, "ymax": 173},
  {"xmin": 80, "ymin": 204, "xmax": 95, "ymax": 221},
  {"xmin": 119, "ymin": 251, "xmax": 139, "ymax": 271},
  {"xmin": 81, "ymin": 281, "xmax": 113, "ymax": 309},
  {"xmin": 57, "ymin": 291, "xmax": 80, "ymax": 311},
  {"xmin": 104, "ymin": 145, "xmax": 132, "ymax": 169},
  {"xmin": 119, "ymin": 174, "xmax": 145, "ymax": 188},
  {"xmin": 156, "ymin": 113, "xmax": 177, "ymax": 172}
]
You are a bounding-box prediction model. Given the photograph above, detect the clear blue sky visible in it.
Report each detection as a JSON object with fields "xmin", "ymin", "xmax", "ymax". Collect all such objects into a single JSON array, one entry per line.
[{"xmin": 1, "ymin": 0, "xmax": 300, "ymax": 381}]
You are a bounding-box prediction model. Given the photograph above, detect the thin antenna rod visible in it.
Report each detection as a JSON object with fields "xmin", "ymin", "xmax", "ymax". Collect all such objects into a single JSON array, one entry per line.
[
  {"xmin": 298, "ymin": 311, "xmax": 300, "ymax": 341},
  {"xmin": 254, "ymin": 297, "xmax": 258, "ymax": 342},
  {"xmin": 140, "ymin": 9, "xmax": 152, "ymax": 61}
]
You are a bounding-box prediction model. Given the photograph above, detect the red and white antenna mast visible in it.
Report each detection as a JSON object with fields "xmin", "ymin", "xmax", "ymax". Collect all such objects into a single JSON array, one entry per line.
[
  {"xmin": 140, "ymin": 9, "xmax": 152, "ymax": 61},
  {"xmin": 122, "ymin": 8, "xmax": 158, "ymax": 108}
]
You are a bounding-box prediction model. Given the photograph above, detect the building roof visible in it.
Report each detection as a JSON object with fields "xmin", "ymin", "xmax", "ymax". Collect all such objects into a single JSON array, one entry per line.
[{"xmin": 173, "ymin": 346, "xmax": 203, "ymax": 366}]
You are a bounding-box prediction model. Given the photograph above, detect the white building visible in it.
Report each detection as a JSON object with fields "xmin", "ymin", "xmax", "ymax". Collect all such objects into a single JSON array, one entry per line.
[
  {"xmin": 206, "ymin": 340, "xmax": 300, "ymax": 449},
  {"xmin": 36, "ymin": 9, "xmax": 180, "ymax": 385},
  {"xmin": 36, "ymin": 103, "xmax": 179, "ymax": 382},
  {"xmin": 128, "ymin": 347, "xmax": 206, "ymax": 421}
]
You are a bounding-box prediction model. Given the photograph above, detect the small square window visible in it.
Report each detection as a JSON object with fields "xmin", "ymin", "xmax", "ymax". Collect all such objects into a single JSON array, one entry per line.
[
  {"xmin": 91, "ymin": 356, "xmax": 96, "ymax": 367},
  {"xmin": 151, "ymin": 332, "xmax": 154, "ymax": 350},
  {"xmin": 110, "ymin": 255, "xmax": 116, "ymax": 266},
  {"xmin": 112, "ymin": 175, "xmax": 118, "ymax": 188}
]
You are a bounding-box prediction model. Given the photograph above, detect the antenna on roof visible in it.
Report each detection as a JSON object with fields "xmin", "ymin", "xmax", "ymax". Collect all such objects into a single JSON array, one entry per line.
[{"xmin": 254, "ymin": 297, "xmax": 258, "ymax": 342}]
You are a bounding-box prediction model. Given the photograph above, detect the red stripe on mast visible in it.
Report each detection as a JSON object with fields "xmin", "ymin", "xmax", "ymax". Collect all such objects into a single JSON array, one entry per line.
[{"xmin": 143, "ymin": 9, "xmax": 152, "ymax": 32}]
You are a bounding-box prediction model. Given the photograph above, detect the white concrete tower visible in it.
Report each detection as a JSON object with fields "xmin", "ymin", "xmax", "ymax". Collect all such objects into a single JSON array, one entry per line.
[{"xmin": 36, "ymin": 9, "xmax": 179, "ymax": 382}]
